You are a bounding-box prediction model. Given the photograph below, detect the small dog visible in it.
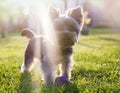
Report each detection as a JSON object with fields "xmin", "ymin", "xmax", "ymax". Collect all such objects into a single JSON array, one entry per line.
[{"xmin": 21, "ymin": 6, "xmax": 84, "ymax": 84}]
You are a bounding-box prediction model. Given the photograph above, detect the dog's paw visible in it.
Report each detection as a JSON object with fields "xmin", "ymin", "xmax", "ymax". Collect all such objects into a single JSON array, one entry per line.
[
  {"xmin": 55, "ymin": 76, "xmax": 69, "ymax": 85},
  {"xmin": 20, "ymin": 64, "xmax": 27, "ymax": 73},
  {"xmin": 20, "ymin": 63, "xmax": 34, "ymax": 73},
  {"xmin": 20, "ymin": 63, "xmax": 30, "ymax": 73}
]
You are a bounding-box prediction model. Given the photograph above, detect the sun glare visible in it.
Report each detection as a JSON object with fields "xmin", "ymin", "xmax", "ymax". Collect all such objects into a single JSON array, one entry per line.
[
  {"xmin": 89, "ymin": 0, "xmax": 105, "ymax": 9},
  {"xmin": 32, "ymin": 4, "xmax": 61, "ymax": 85},
  {"xmin": 39, "ymin": 5, "xmax": 61, "ymax": 63}
]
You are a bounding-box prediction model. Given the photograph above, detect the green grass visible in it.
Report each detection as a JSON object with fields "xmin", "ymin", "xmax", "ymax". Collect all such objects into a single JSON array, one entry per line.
[{"xmin": 0, "ymin": 28, "xmax": 120, "ymax": 93}]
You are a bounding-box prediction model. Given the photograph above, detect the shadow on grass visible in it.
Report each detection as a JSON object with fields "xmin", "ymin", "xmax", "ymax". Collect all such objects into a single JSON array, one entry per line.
[
  {"xmin": 99, "ymin": 37, "xmax": 120, "ymax": 43},
  {"xmin": 89, "ymin": 28, "xmax": 120, "ymax": 35},
  {"xmin": 79, "ymin": 42, "xmax": 96, "ymax": 48},
  {"xmin": 18, "ymin": 72, "xmax": 32, "ymax": 93},
  {"xmin": 17, "ymin": 71, "xmax": 79, "ymax": 93},
  {"xmin": 40, "ymin": 83, "xmax": 79, "ymax": 93}
]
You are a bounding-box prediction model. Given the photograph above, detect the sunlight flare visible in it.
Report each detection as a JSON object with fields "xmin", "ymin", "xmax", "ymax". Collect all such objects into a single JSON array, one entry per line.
[{"xmin": 38, "ymin": 5, "xmax": 61, "ymax": 63}]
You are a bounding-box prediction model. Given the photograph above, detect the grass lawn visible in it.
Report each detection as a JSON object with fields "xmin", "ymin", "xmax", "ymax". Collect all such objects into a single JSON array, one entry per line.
[{"xmin": 0, "ymin": 28, "xmax": 120, "ymax": 93}]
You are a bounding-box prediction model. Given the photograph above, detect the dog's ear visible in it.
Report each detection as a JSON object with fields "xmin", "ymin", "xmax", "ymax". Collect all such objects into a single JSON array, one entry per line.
[
  {"xmin": 68, "ymin": 6, "xmax": 84, "ymax": 25},
  {"xmin": 48, "ymin": 6, "xmax": 60, "ymax": 20}
]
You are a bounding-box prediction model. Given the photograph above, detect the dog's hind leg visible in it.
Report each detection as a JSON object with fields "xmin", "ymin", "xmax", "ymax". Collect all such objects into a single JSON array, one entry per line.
[{"xmin": 21, "ymin": 41, "xmax": 34, "ymax": 73}]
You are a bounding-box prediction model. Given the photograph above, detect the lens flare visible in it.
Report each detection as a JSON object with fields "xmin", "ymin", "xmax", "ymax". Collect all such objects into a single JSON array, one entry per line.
[
  {"xmin": 39, "ymin": 5, "xmax": 61, "ymax": 63},
  {"xmin": 32, "ymin": 4, "xmax": 61, "ymax": 86}
]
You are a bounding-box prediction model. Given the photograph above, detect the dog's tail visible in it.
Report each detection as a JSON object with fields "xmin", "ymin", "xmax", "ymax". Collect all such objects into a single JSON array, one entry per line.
[{"xmin": 21, "ymin": 28, "xmax": 36, "ymax": 39}]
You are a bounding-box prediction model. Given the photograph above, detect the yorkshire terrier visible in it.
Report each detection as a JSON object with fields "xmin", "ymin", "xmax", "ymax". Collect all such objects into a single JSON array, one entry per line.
[{"xmin": 21, "ymin": 6, "xmax": 84, "ymax": 85}]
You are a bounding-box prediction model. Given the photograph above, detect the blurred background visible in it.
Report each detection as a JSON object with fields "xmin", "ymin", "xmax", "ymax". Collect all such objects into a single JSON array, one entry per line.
[
  {"xmin": 0, "ymin": 1, "xmax": 120, "ymax": 92},
  {"xmin": 0, "ymin": 0, "xmax": 120, "ymax": 38}
]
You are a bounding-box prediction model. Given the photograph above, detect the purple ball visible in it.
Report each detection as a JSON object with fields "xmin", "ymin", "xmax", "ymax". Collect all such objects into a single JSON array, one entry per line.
[{"xmin": 55, "ymin": 76, "xmax": 69, "ymax": 85}]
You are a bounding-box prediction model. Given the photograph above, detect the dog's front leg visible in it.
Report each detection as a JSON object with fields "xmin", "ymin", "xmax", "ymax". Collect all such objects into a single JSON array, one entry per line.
[
  {"xmin": 41, "ymin": 58, "xmax": 56, "ymax": 84},
  {"xmin": 61, "ymin": 58, "xmax": 72, "ymax": 79},
  {"xmin": 61, "ymin": 55, "xmax": 73, "ymax": 80}
]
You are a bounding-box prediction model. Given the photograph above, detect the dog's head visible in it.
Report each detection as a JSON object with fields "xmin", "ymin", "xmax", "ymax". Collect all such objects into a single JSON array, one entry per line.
[{"xmin": 49, "ymin": 6, "xmax": 84, "ymax": 47}]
